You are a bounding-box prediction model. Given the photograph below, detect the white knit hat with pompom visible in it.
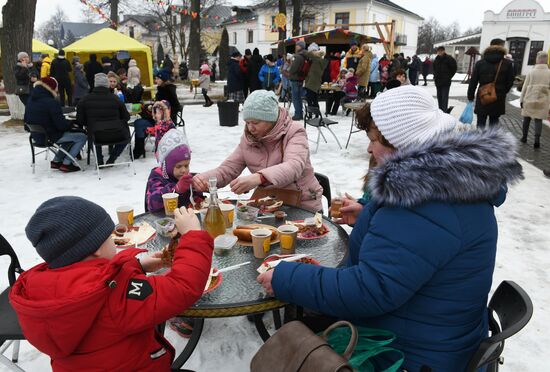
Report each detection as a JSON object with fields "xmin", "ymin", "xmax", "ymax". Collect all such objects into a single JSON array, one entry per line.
[{"xmin": 370, "ymin": 85, "xmax": 457, "ymax": 149}]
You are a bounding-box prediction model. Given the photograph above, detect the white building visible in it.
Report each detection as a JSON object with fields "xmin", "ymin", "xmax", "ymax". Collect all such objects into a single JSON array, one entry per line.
[
  {"xmin": 481, "ymin": 0, "xmax": 550, "ymax": 75},
  {"xmin": 222, "ymin": 0, "xmax": 423, "ymax": 58}
]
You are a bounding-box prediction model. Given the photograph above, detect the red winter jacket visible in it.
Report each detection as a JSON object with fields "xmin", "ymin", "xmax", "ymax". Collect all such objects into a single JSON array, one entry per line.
[
  {"xmin": 329, "ymin": 59, "xmax": 341, "ymax": 82},
  {"xmin": 9, "ymin": 231, "xmax": 213, "ymax": 372}
]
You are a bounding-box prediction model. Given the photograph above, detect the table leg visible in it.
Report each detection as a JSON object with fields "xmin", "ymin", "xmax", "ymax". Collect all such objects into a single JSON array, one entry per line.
[
  {"xmin": 171, "ymin": 318, "xmax": 205, "ymax": 370},
  {"xmin": 253, "ymin": 313, "xmax": 271, "ymax": 342},
  {"xmin": 345, "ymin": 111, "xmax": 356, "ymax": 149}
]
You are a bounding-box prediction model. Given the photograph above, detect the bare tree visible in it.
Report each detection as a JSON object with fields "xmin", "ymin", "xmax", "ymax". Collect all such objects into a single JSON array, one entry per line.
[
  {"xmin": 1, "ymin": 0, "xmax": 37, "ymax": 119},
  {"xmin": 188, "ymin": 0, "xmax": 201, "ymax": 70},
  {"xmin": 416, "ymin": 17, "xmax": 465, "ymax": 54},
  {"xmin": 37, "ymin": 7, "xmax": 67, "ymax": 49}
]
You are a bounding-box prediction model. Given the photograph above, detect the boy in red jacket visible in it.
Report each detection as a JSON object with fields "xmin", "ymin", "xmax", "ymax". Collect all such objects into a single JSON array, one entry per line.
[{"xmin": 9, "ymin": 196, "xmax": 213, "ymax": 371}]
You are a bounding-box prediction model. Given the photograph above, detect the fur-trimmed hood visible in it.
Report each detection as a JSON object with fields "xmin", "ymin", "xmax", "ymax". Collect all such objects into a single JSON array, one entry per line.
[
  {"xmin": 368, "ymin": 128, "xmax": 524, "ymax": 208},
  {"xmin": 32, "ymin": 81, "xmax": 58, "ymax": 97},
  {"xmin": 483, "ymin": 45, "xmax": 507, "ymax": 64}
]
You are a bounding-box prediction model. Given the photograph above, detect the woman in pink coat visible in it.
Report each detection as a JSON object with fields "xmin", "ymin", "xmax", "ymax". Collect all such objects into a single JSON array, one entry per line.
[{"xmin": 194, "ymin": 90, "xmax": 322, "ymax": 212}]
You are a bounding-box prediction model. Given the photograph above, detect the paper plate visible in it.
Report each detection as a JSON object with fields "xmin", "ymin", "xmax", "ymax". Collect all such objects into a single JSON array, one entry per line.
[
  {"xmin": 112, "ymin": 222, "xmax": 156, "ymax": 249},
  {"xmin": 204, "ymin": 268, "xmax": 222, "ymax": 294},
  {"xmin": 290, "ymin": 220, "xmax": 330, "ymax": 240}
]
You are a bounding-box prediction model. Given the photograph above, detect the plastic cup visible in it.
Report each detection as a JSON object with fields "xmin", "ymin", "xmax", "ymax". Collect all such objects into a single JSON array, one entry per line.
[
  {"xmin": 331, "ymin": 199, "xmax": 344, "ymax": 218},
  {"xmin": 116, "ymin": 206, "xmax": 134, "ymax": 226},
  {"xmin": 162, "ymin": 193, "xmax": 179, "ymax": 216},
  {"xmin": 219, "ymin": 203, "xmax": 235, "ymax": 228},
  {"xmin": 277, "ymin": 225, "xmax": 299, "ymax": 254},
  {"xmin": 251, "ymin": 228, "xmax": 272, "ymax": 259}
]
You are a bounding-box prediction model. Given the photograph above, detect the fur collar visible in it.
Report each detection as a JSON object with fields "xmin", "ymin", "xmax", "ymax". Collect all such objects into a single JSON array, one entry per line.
[
  {"xmin": 33, "ymin": 81, "xmax": 58, "ymax": 97},
  {"xmin": 368, "ymin": 128, "xmax": 523, "ymax": 208},
  {"xmin": 483, "ymin": 45, "xmax": 507, "ymax": 56}
]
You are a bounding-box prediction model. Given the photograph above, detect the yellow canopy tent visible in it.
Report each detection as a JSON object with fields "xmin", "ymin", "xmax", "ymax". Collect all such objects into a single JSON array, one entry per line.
[
  {"xmin": 32, "ymin": 39, "xmax": 58, "ymax": 58},
  {"xmin": 63, "ymin": 28, "xmax": 154, "ymax": 90}
]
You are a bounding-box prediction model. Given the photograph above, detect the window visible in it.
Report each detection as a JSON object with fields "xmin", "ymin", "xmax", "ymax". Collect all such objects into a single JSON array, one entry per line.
[
  {"xmin": 129, "ymin": 26, "xmax": 135, "ymax": 39},
  {"xmin": 247, "ymin": 30, "xmax": 253, "ymax": 43},
  {"xmin": 527, "ymin": 41, "xmax": 544, "ymax": 65},
  {"xmin": 302, "ymin": 17, "xmax": 315, "ymax": 34},
  {"xmin": 335, "ymin": 12, "xmax": 350, "ymax": 30},
  {"xmin": 233, "ymin": 32, "xmax": 237, "ymax": 45},
  {"xmin": 271, "ymin": 16, "xmax": 277, "ymax": 32}
]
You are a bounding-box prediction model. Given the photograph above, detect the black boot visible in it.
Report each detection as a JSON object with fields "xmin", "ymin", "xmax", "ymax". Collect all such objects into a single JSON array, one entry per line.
[
  {"xmin": 534, "ymin": 136, "xmax": 540, "ymax": 149},
  {"xmin": 133, "ymin": 138, "xmax": 146, "ymax": 159},
  {"xmin": 521, "ymin": 121, "xmax": 529, "ymax": 143}
]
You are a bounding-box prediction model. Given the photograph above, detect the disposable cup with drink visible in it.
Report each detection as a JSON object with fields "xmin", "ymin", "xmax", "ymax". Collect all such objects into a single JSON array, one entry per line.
[
  {"xmin": 277, "ymin": 225, "xmax": 298, "ymax": 254},
  {"xmin": 251, "ymin": 228, "xmax": 272, "ymax": 259},
  {"xmin": 219, "ymin": 203, "xmax": 236, "ymax": 228},
  {"xmin": 116, "ymin": 206, "xmax": 134, "ymax": 226},
  {"xmin": 162, "ymin": 193, "xmax": 179, "ymax": 215}
]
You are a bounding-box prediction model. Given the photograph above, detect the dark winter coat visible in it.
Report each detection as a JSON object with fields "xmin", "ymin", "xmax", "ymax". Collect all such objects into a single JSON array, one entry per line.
[
  {"xmin": 227, "ymin": 58, "xmax": 244, "ymax": 93},
  {"xmin": 433, "ymin": 53, "xmax": 457, "ymax": 87},
  {"xmin": 288, "ymin": 50, "xmax": 307, "ymax": 81},
  {"xmin": 467, "ymin": 45, "xmax": 515, "ymax": 116},
  {"xmin": 84, "ymin": 59, "xmax": 103, "ymax": 89},
  {"xmin": 155, "ymin": 83, "xmax": 181, "ymax": 122},
  {"xmin": 409, "ymin": 56, "xmax": 421, "ymax": 74},
  {"xmin": 50, "ymin": 57, "xmax": 72, "ymax": 86},
  {"xmin": 271, "ymin": 128, "xmax": 523, "ymax": 372},
  {"xmin": 73, "ymin": 67, "xmax": 90, "ymax": 101},
  {"xmin": 9, "ymin": 233, "xmax": 213, "ymax": 372},
  {"xmin": 248, "ymin": 53, "xmax": 264, "ymax": 91},
  {"xmin": 76, "ymin": 86, "xmax": 130, "ymax": 143},
  {"xmin": 14, "ymin": 62, "xmax": 37, "ymax": 91},
  {"xmin": 304, "ymin": 51, "xmax": 328, "ymax": 92},
  {"xmin": 24, "ymin": 83, "xmax": 71, "ymax": 145}
]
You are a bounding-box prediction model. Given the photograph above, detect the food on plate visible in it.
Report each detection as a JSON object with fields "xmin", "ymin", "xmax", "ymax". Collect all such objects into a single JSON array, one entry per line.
[
  {"xmin": 113, "ymin": 237, "xmax": 133, "ymax": 247},
  {"xmin": 240, "ymin": 197, "xmax": 283, "ymax": 212},
  {"xmin": 232, "ymin": 225, "xmax": 277, "ymax": 242},
  {"xmin": 257, "ymin": 254, "xmax": 320, "ymax": 273},
  {"xmin": 287, "ymin": 213, "xmax": 329, "ymax": 239},
  {"xmin": 161, "ymin": 233, "xmax": 181, "ymax": 264}
]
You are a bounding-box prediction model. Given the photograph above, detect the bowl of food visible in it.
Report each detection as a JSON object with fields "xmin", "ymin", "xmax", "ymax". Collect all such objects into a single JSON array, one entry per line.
[
  {"xmin": 154, "ymin": 217, "xmax": 175, "ymax": 237},
  {"xmin": 236, "ymin": 205, "xmax": 260, "ymax": 222}
]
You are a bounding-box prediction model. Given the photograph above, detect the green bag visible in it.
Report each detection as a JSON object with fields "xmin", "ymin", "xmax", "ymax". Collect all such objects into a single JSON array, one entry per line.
[{"xmin": 325, "ymin": 326, "xmax": 404, "ymax": 372}]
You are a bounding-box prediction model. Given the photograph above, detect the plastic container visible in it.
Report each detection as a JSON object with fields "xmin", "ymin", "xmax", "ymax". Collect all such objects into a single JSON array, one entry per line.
[
  {"xmin": 217, "ymin": 101, "xmax": 239, "ymax": 127},
  {"xmin": 154, "ymin": 217, "xmax": 175, "ymax": 237},
  {"xmin": 236, "ymin": 205, "xmax": 260, "ymax": 222},
  {"xmin": 214, "ymin": 234, "xmax": 238, "ymax": 255}
]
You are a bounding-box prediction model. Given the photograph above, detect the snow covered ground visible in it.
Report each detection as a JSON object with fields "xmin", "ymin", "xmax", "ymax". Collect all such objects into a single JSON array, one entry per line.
[{"xmin": 1, "ymin": 83, "xmax": 549, "ymax": 371}]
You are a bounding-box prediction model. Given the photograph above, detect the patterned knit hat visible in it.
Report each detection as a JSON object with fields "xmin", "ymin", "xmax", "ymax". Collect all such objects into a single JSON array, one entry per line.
[
  {"xmin": 25, "ymin": 196, "xmax": 114, "ymax": 268},
  {"xmin": 157, "ymin": 129, "xmax": 191, "ymax": 178},
  {"xmin": 242, "ymin": 90, "xmax": 280, "ymax": 123},
  {"xmin": 370, "ymin": 85, "xmax": 456, "ymax": 149}
]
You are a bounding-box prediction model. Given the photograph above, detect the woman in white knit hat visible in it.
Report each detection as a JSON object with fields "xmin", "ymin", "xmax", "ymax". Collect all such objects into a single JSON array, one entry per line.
[
  {"xmin": 193, "ymin": 90, "xmax": 322, "ymax": 212},
  {"xmin": 258, "ymin": 85, "xmax": 524, "ymax": 371}
]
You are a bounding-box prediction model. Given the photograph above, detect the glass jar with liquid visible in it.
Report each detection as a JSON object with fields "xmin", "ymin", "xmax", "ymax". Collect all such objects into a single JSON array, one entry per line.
[{"xmin": 203, "ymin": 177, "xmax": 226, "ymax": 239}]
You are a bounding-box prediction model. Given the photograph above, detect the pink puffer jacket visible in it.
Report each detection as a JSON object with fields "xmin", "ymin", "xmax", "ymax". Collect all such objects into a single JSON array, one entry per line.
[{"xmin": 200, "ymin": 108, "xmax": 322, "ymax": 212}]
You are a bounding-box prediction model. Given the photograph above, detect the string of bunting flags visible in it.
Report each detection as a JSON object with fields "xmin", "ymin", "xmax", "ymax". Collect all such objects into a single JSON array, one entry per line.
[
  {"xmin": 79, "ymin": 0, "xmax": 118, "ymax": 27},
  {"xmin": 145, "ymin": 0, "xmax": 222, "ymax": 19}
]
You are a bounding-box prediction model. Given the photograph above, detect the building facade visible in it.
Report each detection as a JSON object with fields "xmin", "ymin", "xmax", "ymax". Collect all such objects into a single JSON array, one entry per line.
[
  {"xmin": 223, "ymin": 0, "xmax": 422, "ymax": 58},
  {"xmin": 118, "ymin": 15, "xmax": 167, "ymax": 65},
  {"xmin": 434, "ymin": 33, "xmax": 482, "ymax": 74},
  {"xmin": 481, "ymin": 0, "xmax": 550, "ymax": 75}
]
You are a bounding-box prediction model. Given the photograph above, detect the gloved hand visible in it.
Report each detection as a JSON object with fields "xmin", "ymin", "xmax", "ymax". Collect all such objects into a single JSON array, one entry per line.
[{"xmin": 175, "ymin": 174, "xmax": 193, "ymax": 194}]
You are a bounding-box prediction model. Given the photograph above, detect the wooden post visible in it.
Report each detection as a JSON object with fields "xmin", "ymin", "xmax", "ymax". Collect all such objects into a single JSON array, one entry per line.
[
  {"xmin": 375, "ymin": 22, "xmax": 391, "ymax": 57},
  {"xmin": 390, "ymin": 20, "xmax": 395, "ymax": 56}
]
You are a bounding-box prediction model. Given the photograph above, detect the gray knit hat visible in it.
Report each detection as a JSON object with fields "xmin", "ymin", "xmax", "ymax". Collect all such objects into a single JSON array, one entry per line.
[
  {"xmin": 94, "ymin": 73, "xmax": 109, "ymax": 88},
  {"xmin": 25, "ymin": 196, "xmax": 115, "ymax": 268},
  {"xmin": 242, "ymin": 90, "xmax": 280, "ymax": 123},
  {"xmin": 17, "ymin": 52, "xmax": 29, "ymax": 61},
  {"xmin": 296, "ymin": 40, "xmax": 306, "ymax": 50}
]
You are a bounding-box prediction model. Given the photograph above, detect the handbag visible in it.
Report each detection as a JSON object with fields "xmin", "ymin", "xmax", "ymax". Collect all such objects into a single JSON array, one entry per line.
[
  {"xmin": 250, "ymin": 320, "xmax": 357, "ymax": 372},
  {"xmin": 15, "ymin": 84, "xmax": 30, "ymax": 96},
  {"xmin": 478, "ymin": 60, "xmax": 502, "ymax": 106}
]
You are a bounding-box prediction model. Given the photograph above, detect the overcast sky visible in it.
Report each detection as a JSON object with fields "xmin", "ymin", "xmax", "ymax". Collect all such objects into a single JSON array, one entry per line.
[{"xmin": 0, "ymin": 0, "xmax": 542, "ymax": 31}]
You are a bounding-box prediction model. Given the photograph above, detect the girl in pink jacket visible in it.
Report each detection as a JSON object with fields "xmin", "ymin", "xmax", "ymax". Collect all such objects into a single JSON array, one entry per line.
[{"xmin": 194, "ymin": 90, "xmax": 322, "ymax": 212}]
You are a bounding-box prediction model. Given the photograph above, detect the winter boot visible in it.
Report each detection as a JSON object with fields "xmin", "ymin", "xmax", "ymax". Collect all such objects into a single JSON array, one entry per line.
[
  {"xmin": 521, "ymin": 120, "xmax": 530, "ymax": 143},
  {"xmin": 534, "ymin": 136, "xmax": 540, "ymax": 149},
  {"xmin": 133, "ymin": 138, "xmax": 146, "ymax": 159}
]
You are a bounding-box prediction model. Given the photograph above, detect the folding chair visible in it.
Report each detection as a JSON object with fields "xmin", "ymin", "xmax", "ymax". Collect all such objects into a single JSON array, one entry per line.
[
  {"xmin": 0, "ymin": 234, "xmax": 25, "ymax": 372},
  {"xmin": 314, "ymin": 172, "xmax": 332, "ymax": 215},
  {"xmin": 86, "ymin": 120, "xmax": 136, "ymax": 180},
  {"xmin": 176, "ymin": 108, "xmax": 187, "ymax": 138},
  {"xmin": 25, "ymin": 124, "xmax": 83, "ymax": 174},
  {"xmin": 303, "ymin": 106, "xmax": 342, "ymax": 154},
  {"xmin": 465, "ymin": 280, "xmax": 533, "ymax": 372}
]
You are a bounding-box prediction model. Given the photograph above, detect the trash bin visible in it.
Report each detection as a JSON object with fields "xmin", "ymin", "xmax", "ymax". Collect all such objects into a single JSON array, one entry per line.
[{"xmin": 217, "ymin": 101, "xmax": 239, "ymax": 127}]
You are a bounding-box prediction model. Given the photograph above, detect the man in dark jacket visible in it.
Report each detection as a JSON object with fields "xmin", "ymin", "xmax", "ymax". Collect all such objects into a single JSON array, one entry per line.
[
  {"xmin": 24, "ymin": 77, "xmax": 86, "ymax": 172},
  {"xmin": 77, "ymin": 73, "xmax": 131, "ymax": 165},
  {"xmin": 101, "ymin": 56, "xmax": 116, "ymax": 74},
  {"xmin": 408, "ymin": 55, "xmax": 421, "ymax": 86},
  {"xmin": 84, "ymin": 54, "xmax": 103, "ymax": 90},
  {"xmin": 248, "ymin": 48, "xmax": 264, "ymax": 92},
  {"xmin": 162, "ymin": 54, "xmax": 174, "ymax": 78},
  {"xmin": 288, "ymin": 40, "xmax": 308, "ymax": 120},
  {"xmin": 467, "ymin": 39, "xmax": 515, "ymax": 128},
  {"xmin": 433, "ymin": 46, "xmax": 457, "ymax": 111},
  {"xmin": 227, "ymin": 51, "xmax": 245, "ymax": 103},
  {"xmin": 154, "ymin": 69, "xmax": 182, "ymax": 122},
  {"xmin": 50, "ymin": 49, "xmax": 73, "ymax": 107}
]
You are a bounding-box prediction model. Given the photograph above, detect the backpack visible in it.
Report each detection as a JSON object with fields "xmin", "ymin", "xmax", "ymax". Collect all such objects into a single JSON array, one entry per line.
[{"xmin": 299, "ymin": 57, "xmax": 312, "ymax": 80}]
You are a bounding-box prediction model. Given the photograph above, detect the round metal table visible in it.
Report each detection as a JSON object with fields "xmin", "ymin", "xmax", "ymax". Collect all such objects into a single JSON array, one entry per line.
[{"xmin": 135, "ymin": 204, "xmax": 349, "ymax": 369}]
